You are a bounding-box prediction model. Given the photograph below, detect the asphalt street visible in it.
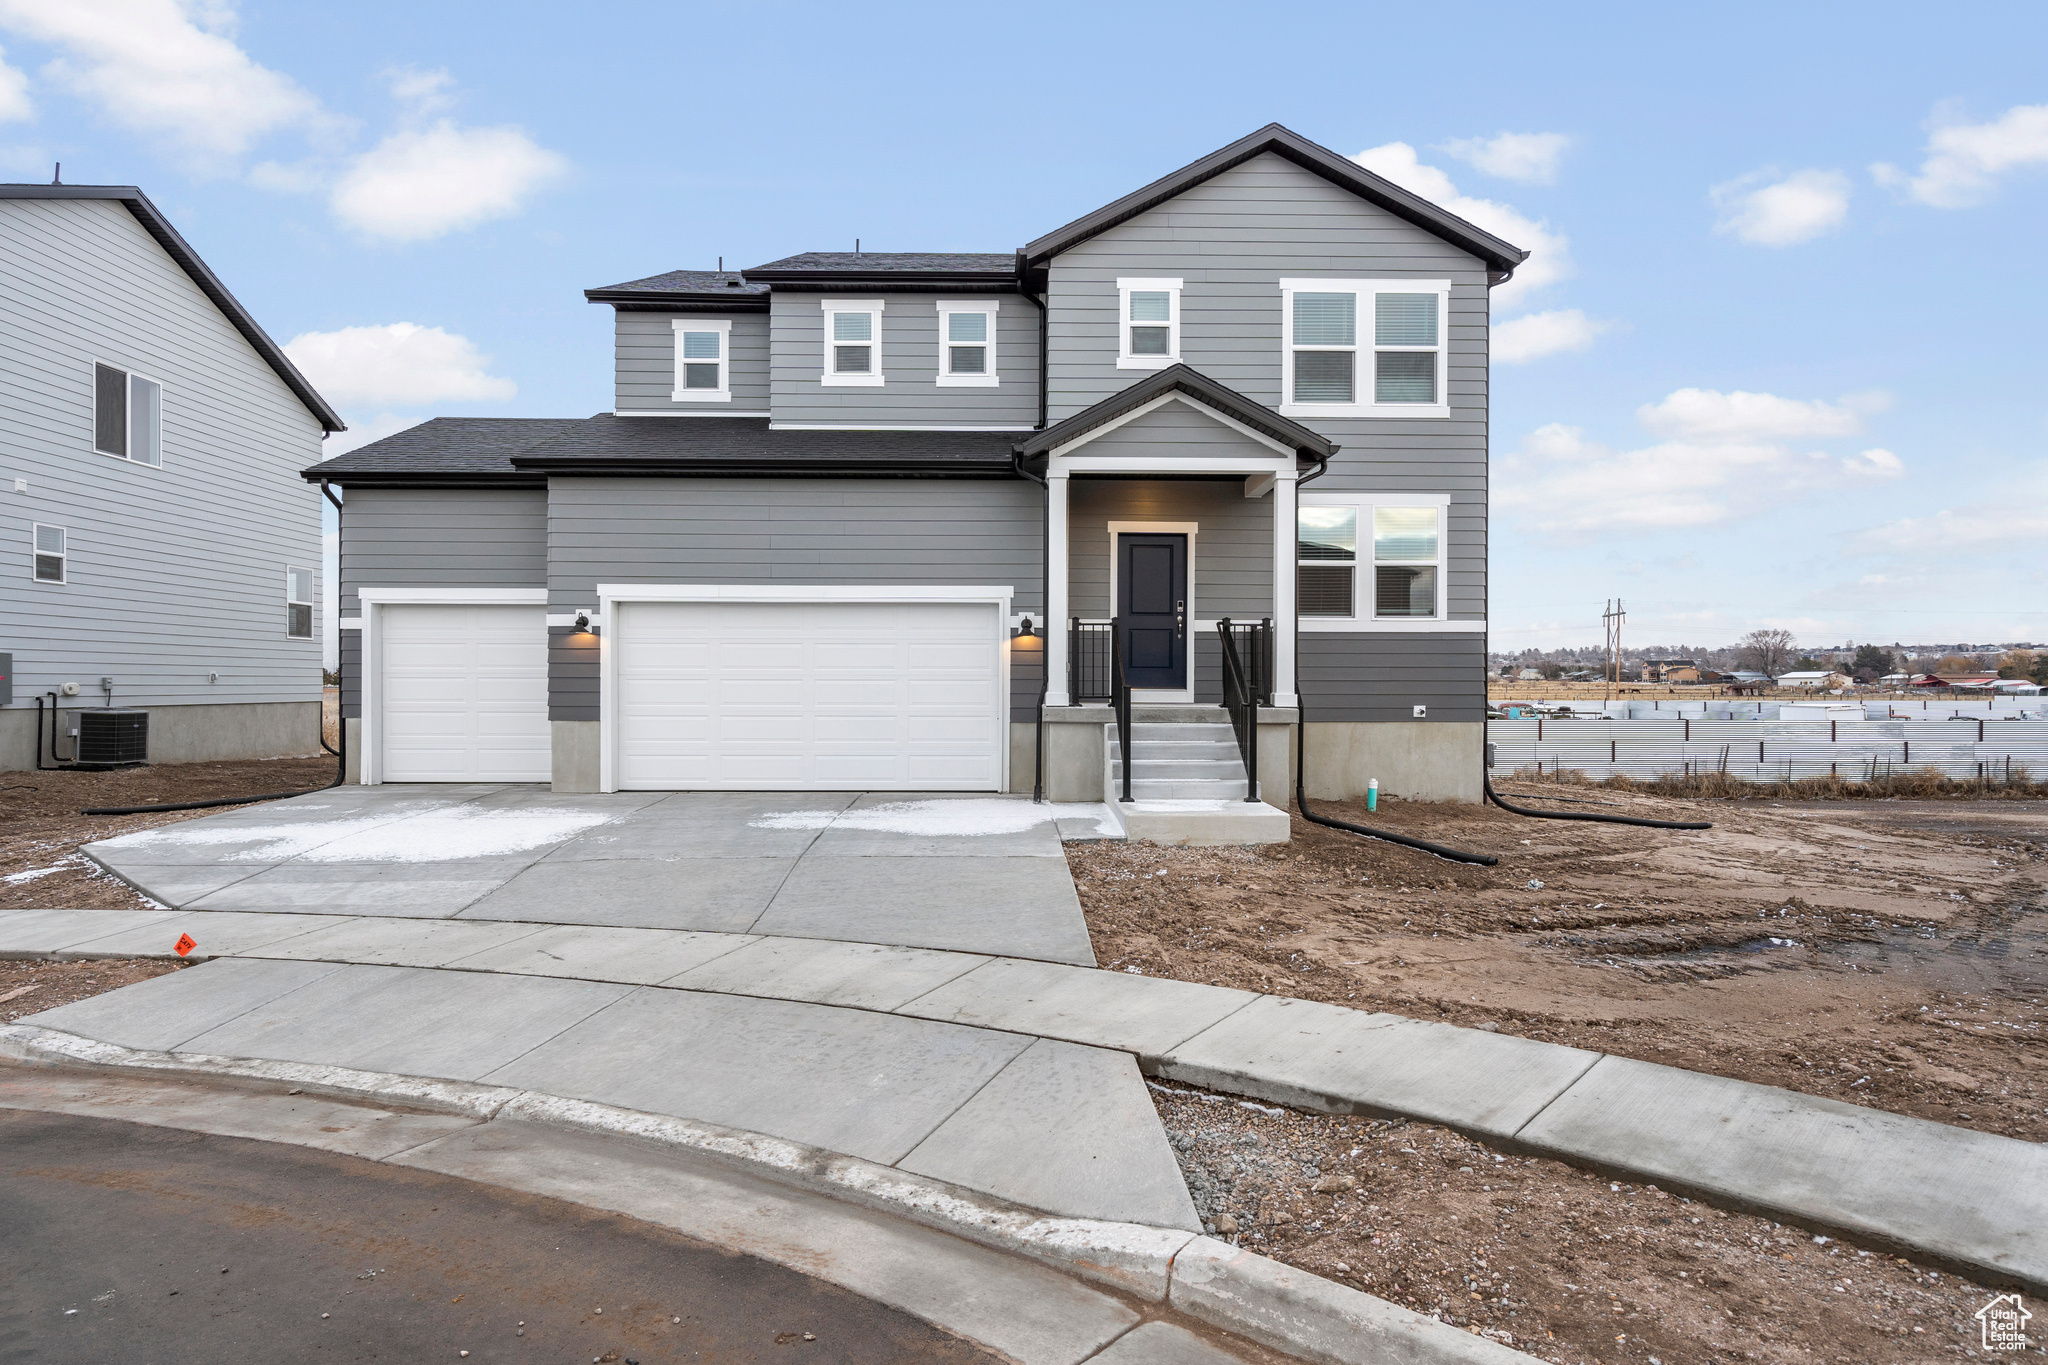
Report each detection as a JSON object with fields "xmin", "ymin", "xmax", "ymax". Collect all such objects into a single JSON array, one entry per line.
[{"xmin": 0, "ymin": 1106, "xmax": 999, "ymax": 1363}]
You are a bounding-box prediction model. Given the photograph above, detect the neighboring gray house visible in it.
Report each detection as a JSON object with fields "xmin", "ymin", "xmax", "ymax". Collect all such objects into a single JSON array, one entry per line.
[
  {"xmin": 1, "ymin": 184, "xmax": 342, "ymax": 771},
  {"xmin": 307, "ymin": 126, "xmax": 1524, "ymax": 827}
]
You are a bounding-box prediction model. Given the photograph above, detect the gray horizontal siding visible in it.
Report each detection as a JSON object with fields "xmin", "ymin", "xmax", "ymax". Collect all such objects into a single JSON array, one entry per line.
[
  {"xmin": 336, "ymin": 487, "xmax": 548, "ymax": 717},
  {"xmin": 768, "ymin": 293, "xmax": 1039, "ymax": 428},
  {"xmin": 1067, "ymin": 470, "xmax": 1275, "ymax": 622},
  {"xmin": 546, "ymin": 476, "xmax": 1044, "ymax": 721},
  {"xmin": 0, "ymin": 197, "xmax": 326, "ymax": 715},
  {"xmin": 615, "ymin": 311, "xmax": 770, "ymax": 413},
  {"xmin": 1044, "ymin": 151, "xmax": 1488, "ymax": 622},
  {"xmin": 1299, "ymin": 632, "xmax": 1486, "ymax": 723}
]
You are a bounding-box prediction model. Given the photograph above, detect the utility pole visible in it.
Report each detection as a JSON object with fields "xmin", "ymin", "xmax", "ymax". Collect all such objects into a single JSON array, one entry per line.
[{"xmin": 1602, "ymin": 598, "xmax": 1625, "ymax": 703}]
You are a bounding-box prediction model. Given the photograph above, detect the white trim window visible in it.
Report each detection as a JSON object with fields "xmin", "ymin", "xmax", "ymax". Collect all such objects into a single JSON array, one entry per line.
[
  {"xmin": 1297, "ymin": 495, "xmax": 1454, "ymax": 629},
  {"xmin": 820, "ymin": 299, "xmax": 885, "ymax": 386},
  {"xmin": 32, "ymin": 523, "xmax": 66, "ymax": 583},
  {"xmin": 1278, "ymin": 280, "xmax": 1449, "ymax": 419},
  {"xmin": 286, "ymin": 566, "xmax": 314, "ymax": 638},
  {"xmin": 935, "ymin": 299, "xmax": 999, "ymax": 387},
  {"xmin": 670, "ymin": 319, "xmax": 733, "ymax": 402},
  {"xmin": 1116, "ymin": 277, "xmax": 1182, "ymax": 369},
  {"xmin": 93, "ymin": 361, "xmax": 163, "ymax": 465}
]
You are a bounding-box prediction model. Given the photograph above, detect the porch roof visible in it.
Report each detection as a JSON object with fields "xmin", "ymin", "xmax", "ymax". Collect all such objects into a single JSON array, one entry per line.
[{"xmin": 1013, "ymin": 364, "xmax": 1338, "ymax": 464}]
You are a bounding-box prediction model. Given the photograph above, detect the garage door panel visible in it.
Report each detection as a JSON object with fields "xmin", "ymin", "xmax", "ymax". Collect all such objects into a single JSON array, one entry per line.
[
  {"xmin": 615, "ymin": 599, "xmax": 1002, "ymax": 791},
  {"xmin": 379, "ymin": 604, "xmax": 549, "ymax": 783}
]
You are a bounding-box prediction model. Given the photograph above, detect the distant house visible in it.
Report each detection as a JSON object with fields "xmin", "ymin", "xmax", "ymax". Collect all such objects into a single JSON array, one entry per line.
[
  {"xmin": 1777, "ymin": 670, "xmax": 1851, "ymax": 689},
  {"xmin": 1641, "ymin": 658, "xmax": 1700, "ymax": 683},
  {"xmin": 1994, "ymin": 679, "xmax": 2043, "ymax": 694},
  {"xmin": 1878, "ymin": 673, "xmax": 1914, "ymax": 686},
  {"xmin": 1729, "ymin": 670, "xmax": 1772, "ymax": 684},
  {"xmin": 1924, "ymin": 673, "xmax": 2000, "ymax": 691}
]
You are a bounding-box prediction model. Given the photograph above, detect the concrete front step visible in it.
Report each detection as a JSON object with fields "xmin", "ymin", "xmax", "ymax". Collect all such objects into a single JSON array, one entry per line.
[
  {"xmin": 1102, "ymin": 797, "xmax": 1291, "ymax": 845},
  {"xmin": 1103, "ymin": 716, "xmax": 1270, "ymax": 837},
  {"xmin": 1113, "ymin": 758, "xmax": 1247, "ymax": 780}
]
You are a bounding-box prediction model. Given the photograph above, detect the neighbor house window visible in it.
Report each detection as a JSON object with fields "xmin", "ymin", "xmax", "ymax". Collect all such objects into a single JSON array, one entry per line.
[
  {"xmin": 93, "ymin": 362, "xmax": 162, "ymax": 465},
  {"xmin": 1279, "ymin": 281, "xmax": 1448, "ymax": 417},
  {"xmin": 670, "ymin": 319, "xmax": 733, "ymax": 402},
  {"xmin": 1116, "ymin": 277, "xmax": 1181, "ymax": 368},
  {"xmin": 1297, "ymin": 498, "xmax": 1449, "ymax": 625},
  {"xmin": 820, "ymin": 300, "xmax": 885, "ymax": 386},
  {"xmin": 935, "ymin": 300, "xmax": 999, "ymax": 386},
  {"xmin": 32, "ymin": 523, "xmax": 66, "ymax": 583},
  {"xmin": 286, "ymin": 566, "xmax": 314, "ymax": 638}
]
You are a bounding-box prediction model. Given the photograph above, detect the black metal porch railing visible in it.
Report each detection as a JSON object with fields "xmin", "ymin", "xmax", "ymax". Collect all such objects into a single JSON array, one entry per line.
[
  {"xmin": 1110, "ymin": 616, "xmax": 1133, "ymax": 803},
  {"xmin": 1069, "ymin": 619, "xmax": 1113, "ymax": 703},
  {"xmin": 1219, "ymin": 617, "xmax": 1275, "ymax": 707},
  {"xmin": 1216, "ymin": 618, "xmax": 1265, "ymax": 802}
]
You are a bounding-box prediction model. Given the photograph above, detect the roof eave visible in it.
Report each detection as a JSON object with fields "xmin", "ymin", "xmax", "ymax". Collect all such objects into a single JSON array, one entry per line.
[
  {"xmin": 1014, "ymin": 363, "xmax": 1338, "ymax": 463},
  {"xmin": 583, "ymin": 287, "xmax": 770, "ymax": 312}
]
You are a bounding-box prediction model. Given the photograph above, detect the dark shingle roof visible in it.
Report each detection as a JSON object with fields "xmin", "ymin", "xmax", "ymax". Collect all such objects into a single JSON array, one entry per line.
[
  {"xmin": 746, "ymin": 252, "xmax": 1016, "ymax": 275},
  {"xmin": 511, "ymin": 416, "xmax": 1017, "ymax": 476},
  {"xmin": 1, "ymin": 183, "xmax": 345, "ymax": 432},
  {"xmin": 586, "ymin": 269, "xmax": 767, "ymax": 296},
  {"xmin": 300, "ymin": 418, "xmax": 595, "ymax": 484}
]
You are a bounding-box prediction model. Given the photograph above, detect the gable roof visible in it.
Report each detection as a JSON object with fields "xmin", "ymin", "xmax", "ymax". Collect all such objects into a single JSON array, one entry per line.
[
  {"xmin": 301, "ymin": 417, "xmax": 595, "ymax": 486},
  {"xmin": 583, "ymin": 269, "xmax": 770, "ymax": 312},
  {"xmin": 0, "ymin": 183, "xmax": 345, "ymax": 432},
  {"xmin": 1021, "ymin": 124, "xmax": 1528, "ymax": 279},
  {"xmin": 1014, "ymin": 364, "xmax": 1338, "ymax": 464}
]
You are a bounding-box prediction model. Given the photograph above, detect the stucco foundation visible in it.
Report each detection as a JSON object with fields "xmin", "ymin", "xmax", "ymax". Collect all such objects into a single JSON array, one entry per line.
[
  {"xmin": 1300, "ymin": 720, "xmax": 1483, "ymax": 804},
  {"xmin": 0, "ymin": 700, "xmax": 322, "ymax": 773}
]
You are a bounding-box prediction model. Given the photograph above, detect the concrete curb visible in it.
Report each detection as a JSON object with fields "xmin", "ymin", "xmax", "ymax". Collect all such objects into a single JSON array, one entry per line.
[{"xmin": 0, "ymin": 1022, "xmax": 1546, "ymax": 1365}]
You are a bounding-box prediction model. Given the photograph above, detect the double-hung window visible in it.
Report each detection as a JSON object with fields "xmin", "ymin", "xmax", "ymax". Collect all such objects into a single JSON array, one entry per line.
[
  {"xmin": 820, "ymin": 300, "xmax": 885, "ymax": 386},
  {"xmin": 32, "ymin": 524, "xmax": 66, "ymax": 583},
  {"xmin": 93, "ymin": 362, "xmax": 163, "ymax": 465},
  {"xmin": 671, "ymin": 319, "xmax": 732, "ymax": 402},
  {"xmin": 935, "ymin": 300, "xmax": 999, "ymax": 386},
  {"xmin": 286, "ymin": 566, "xmax": 314, "ymax": 638},
  {"xmin": 1279, "ymin": 281, "xmax": 1449, "ymax": 418},
  {"xmin": 1116, "ymin": 277, "xmax": 1181, "ymax": 368},
  {"xmin": 1296, "ymin": 496, "xmax": 1451, "ymax": 627}
]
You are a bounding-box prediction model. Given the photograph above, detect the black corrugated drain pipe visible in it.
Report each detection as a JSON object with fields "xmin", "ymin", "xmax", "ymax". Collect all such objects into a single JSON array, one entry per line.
[{"xmin": 1483, "ymin": 770, "xmax": 1711, "ymax": 830}]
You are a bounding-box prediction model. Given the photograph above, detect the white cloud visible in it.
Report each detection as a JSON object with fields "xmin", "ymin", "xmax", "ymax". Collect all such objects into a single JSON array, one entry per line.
[
  {"xmin": 330, "ymin": 120, "xmax": 566, "ymax": 241},
  {"xmin": 1710, "ymin": 168, "xmax": 1851, "ymax": 246},
  {"xmin": 1872, "ymin": 102, "xmax": 2048, "ymax": 208},
  {"xmin": 1352, "ymin": 142, "xmax": 1568, "ymax": 309},
  {"xmin": 284, "ymin": 322, "xmax": 515, "ymax": 409},
  {"xmin": 1439, "ymin": 131, "xmax": 1570, "ymax": 185},
  {"xmin": 1492, "ymin": 309, "xmax": 1609, "ymax": 364},
  {"xmin": 0, "ymin": 44, "xmax": 31, "ymax": 122},
  {"xmin": 1636, "ymin": 387, "xmax": 1884, "ymax": 442},
  {"xmin": 382, "ymin": 64, "xmax": 454, "ymax": 117},
  {"xmin": 1850, "ymin": 502, "xmax": 2048, "ymax": 552},
  {"xmin": 1497, "ymin": 389, "xmax": 1904, "ymax": 538},
  {"xmin": 0, "ymin": 0, "xmax": 329, "ymax": 165}
]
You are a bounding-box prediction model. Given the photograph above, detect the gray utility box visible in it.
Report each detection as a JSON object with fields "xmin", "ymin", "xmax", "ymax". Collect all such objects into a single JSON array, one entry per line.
[
  {"xmin": 77, "ymin": 709, "xmax": 148, "ymax": 767},
  {"xmin": 0, "ymin": 652, "xmax": 10, "ymax": 706}
]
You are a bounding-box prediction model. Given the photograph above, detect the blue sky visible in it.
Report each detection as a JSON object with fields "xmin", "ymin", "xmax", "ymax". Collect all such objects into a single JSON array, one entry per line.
[{"xmin": 3, "ymin": 1, "xmax": 2044, "ymax": 662}]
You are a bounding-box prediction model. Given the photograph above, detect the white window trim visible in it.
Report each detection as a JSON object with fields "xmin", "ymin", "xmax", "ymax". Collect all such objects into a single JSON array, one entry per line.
[
  {"xmin": 91, "ymin": 359, "xmax": 166, "ymax": 468},
  {"xmin": 31, "ymin": 522, "xmax": 66, "ymax": 584},
  {"xmin": 1116, "ymin": 277, "xmax": 1182, "ymax": 370},
  {"xmin": 593, "ymin": 583, "xmax": 1014, "ymax": 795},
  {"xmin": 355, "ymin": 587, "xmax": 548, "ymax": 786},
  {"xmin": 820, "ymin": 298, "xmax": 885, "ymax": 386},
  {"xmin": 1277, "ymin": 280, "xmax": 1450, "ymax": 420},
  {"xmin": 1297, "ymin": 493, "xmax": 1477, "ymax": 632},
  {"xmin": 935, "ymin": 299, "xmax": 1000, "ymax": 387},
  {"xmin": 670, "ymin": 319, "xmax": 734, "ymax": 402},
  {"xmin": 286, "ymin": 565, "xmax": 314, "ymax": 639}
]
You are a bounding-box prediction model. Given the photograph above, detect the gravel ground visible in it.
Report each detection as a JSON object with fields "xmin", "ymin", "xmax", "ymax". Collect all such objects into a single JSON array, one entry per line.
[
  {"xmin": 1152, "ymin": 1081, "xmax": 2041, "ymax": 1364},
  {"xmin": 0, "ymin": 957, "xmax": 187, "ymax": 1023}
]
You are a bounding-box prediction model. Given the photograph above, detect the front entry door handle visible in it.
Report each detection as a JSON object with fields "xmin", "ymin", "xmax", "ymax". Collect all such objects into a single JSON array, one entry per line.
[{"xmin": 1175, "ymin": 599, "xmax": 1185, "ymax": 639}]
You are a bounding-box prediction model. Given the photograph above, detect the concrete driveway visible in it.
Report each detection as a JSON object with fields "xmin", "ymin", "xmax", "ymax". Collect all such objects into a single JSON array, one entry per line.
[{"xmin": 86, "ymin": 788, "xmax": 1113, "ymax": 965}]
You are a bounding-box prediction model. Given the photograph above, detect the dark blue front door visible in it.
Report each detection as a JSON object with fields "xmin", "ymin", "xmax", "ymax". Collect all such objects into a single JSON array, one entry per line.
[{"xmin": 1118, "ymin": 533, "xmax": 1187, "ymax": 690}]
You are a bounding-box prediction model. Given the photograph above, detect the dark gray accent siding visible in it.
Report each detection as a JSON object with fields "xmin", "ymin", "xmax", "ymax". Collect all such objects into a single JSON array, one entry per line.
[
  {"xmin": 545, "ymin": 476, "xmax": 1043, "ymax": 721},
  {"xmin": 1045, "ymin": 152, "xmax": 1488, "ymax": 625},
  {"xmin": 1067, "ymin": 474, "xmax": 1276, "ymax": 623},
  {"xmin": 1299, "ymin": 632, "xmax": 1485, "ymax": 723},
  {"xmin": 336, "ymin": 487, "xmax": 547, "ymax": 717},
  {"xmin": 615, "ymin": 312, "xmax": 770, "ymax": 413},
  {"xmin": 768, "ymin": 293, "xmax": 1039, "ymax": 428}
]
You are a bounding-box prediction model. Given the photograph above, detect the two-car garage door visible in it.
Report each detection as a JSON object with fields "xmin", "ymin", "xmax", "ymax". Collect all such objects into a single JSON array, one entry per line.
[{"xmin": 612, "ymin": 600, "xmax": 1005, "ymax": 790}]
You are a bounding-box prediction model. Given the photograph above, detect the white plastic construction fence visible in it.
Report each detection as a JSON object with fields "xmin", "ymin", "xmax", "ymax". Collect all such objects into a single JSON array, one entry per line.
[{"xmin": 1490, "ymin": 696, "xmax": 2048, "ymax": 783}]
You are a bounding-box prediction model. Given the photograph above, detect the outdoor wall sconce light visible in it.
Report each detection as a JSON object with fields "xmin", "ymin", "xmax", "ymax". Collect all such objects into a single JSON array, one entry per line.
[
  {"xmin": 1012, "ymin": 616, "xmax": 1037, "ymax": 640},
  {"xmin": 573, "ymin": 612, "xmax": 591, "ymax": 632}
]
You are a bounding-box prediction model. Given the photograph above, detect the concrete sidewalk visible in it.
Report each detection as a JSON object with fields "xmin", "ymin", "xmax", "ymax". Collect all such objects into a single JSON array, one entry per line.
[
  {"xmin": 7, "ymin": 901, "xmax": 2044, "ymax": 1293},
  {"xmin": 83, "ymin": 787, "xmax": 1109, "ymax": 965}
]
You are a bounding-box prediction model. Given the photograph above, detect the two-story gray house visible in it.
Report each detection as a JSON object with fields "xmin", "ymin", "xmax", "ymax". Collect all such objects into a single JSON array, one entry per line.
[
  {"xmin": 2, "ymin": 183, "xmax": 341, "ymax": 771},
  {"xmin": 306, "ymin": 126, "xmax": 1523, "ymax": 835}
]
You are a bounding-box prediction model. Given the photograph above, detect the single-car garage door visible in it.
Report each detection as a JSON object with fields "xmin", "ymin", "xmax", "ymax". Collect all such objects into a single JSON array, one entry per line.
[
  {"xmin": 378, "ymin": 603, "xmax": 550, "ymax": 782},
  {"xmin": 613, "ymin": 600, "xmax": 1004, "ymax": 790}
]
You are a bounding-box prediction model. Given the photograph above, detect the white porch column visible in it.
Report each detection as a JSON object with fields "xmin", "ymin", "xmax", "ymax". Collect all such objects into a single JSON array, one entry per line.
[
  {"xmin": 1043, "ymin": 472, "xmax": 1071, "ymax": 706},
  {"xmin": 1272, "ymin": 472, "xmax": 1298, "ymax": 706}
]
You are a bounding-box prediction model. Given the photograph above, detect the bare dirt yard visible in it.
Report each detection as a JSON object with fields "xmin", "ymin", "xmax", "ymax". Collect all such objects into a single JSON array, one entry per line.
[{"xmin": 1074, "ymin": 786, "xmax": 2047, "ymax": 1363}]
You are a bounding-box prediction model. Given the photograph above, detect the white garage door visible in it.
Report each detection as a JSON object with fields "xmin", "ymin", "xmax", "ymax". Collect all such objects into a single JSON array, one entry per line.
[
  {"xmin": 614, "ymin": 600, "xmax": 1004, "ymax": 791},
  {"xmin": 378, "ymin": 604, "xmax": 550, "ymax": 782}
]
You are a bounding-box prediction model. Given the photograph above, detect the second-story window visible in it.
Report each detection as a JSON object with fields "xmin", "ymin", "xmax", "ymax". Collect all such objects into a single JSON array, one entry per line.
[
  {"xmin": 821, "ymin": 300, "xmax": 885, "ymax": 386},
  {"xmin": 1116, "ymin": 277, "xmax": 1181, "ymax": 369},
  {"xmin": 1279, "ymin": 280, "xmax": 1449, "ymax": 418},
  {"xmin": 670, "ymin": 319, "xmax": 732, "ymax": 402},
  {"xmin": 93, "ymin": 362, "xmax": 162, "ymax": 466},
  {"xmin": 935, "ymin": 300, "xmax": 999, "ymax": 387}
]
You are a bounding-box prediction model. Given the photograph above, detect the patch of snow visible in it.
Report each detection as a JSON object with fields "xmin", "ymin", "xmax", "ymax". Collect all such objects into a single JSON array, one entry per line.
[
  {"xmin": 94, "ymin": 803, "xmax": 617, "ymax": 863},
  {"xmin": 4, "ymin": 858, "xmax": 77, "ymax": 885},
  {"xmin": 750, "ymin": 798, "xmax": 1114, "ymax": 838}
]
